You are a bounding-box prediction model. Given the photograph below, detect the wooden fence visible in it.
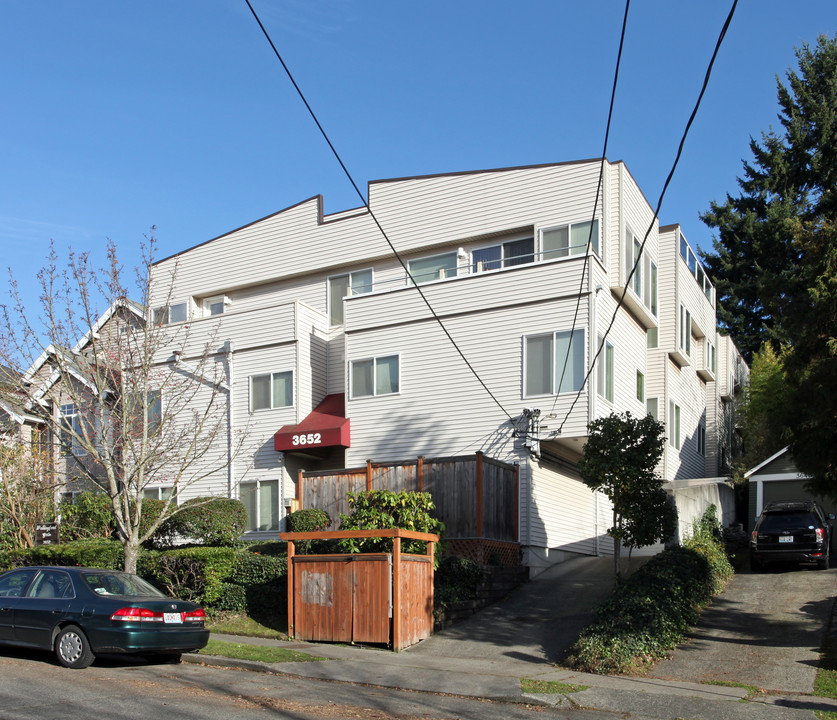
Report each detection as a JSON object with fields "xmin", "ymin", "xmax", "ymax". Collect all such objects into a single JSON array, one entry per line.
[
  {"xmin": 280, "ymin": 529, "xmax": 438, "ymax": 650},
  {"xmin": 295, "ymin": 452, "xmax": 520, "ymax": 564}
]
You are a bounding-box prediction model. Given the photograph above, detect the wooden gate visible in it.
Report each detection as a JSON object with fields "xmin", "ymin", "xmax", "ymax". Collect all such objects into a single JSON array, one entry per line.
[{"xmin": 281, "ymin": 529, "xmax": 438, "ymax": 650}]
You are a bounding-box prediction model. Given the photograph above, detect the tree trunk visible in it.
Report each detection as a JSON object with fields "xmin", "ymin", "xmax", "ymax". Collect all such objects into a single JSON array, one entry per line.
[{"xmin": 123, "ymin": 540, "xmax": 140, "ymax": 574}]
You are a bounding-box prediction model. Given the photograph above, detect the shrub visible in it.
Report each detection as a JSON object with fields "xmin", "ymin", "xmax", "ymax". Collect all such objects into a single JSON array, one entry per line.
[
  {"xmin": 6, "ymin": 539, "xmax": 124, "ymax": 570},
  {"xmin": 287, "ymin": 508, "xmax": 331, "ymax": 533},
  {"xmin": 153, "ymin": 497, "xmax": 247, "ymax": 547},
  {"xmin": 434, "ymin": 556, "xmax": 483, "ymax": 609},
  {"xmin": 565, "ymin": 508, "xmax": 733, "ymax": 674},
  {"xmin": 58, "ymin": 492, "xmax": 113, "ymax": 540},
  {"xmin": 137, "ymin": 546, "xmax": 237, "ymax": 606},
  {"xmin": 338, "ymin": 490, "xmax": 444, "ymax": 556}
]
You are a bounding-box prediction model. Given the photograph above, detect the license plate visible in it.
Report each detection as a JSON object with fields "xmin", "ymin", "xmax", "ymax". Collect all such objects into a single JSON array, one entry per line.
[
  {"xmin": 164, "ymin": 612, "xmax": 183, "ymax": 624},
  {"xmin": 779, "ymin": 536, "xmax": 794, "ymax": 543}
]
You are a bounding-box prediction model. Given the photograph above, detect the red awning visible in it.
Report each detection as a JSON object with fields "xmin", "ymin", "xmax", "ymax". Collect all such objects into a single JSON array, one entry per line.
[{"xmin": 274, "ymin": 394, "xmax": 350, "ymax": 452}]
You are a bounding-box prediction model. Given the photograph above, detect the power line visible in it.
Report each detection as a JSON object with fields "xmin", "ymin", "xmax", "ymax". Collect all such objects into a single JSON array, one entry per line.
[
  {"xmin": 556, "ymin": 0, "xmax": 739, "ymax": 434},
  {"xmin": 551, "ymin": 0, "xmax": 631, "ymax": 415},
  {"xmin": 243, "ymin": 0, "xmax": 513, "ymax": 422}
]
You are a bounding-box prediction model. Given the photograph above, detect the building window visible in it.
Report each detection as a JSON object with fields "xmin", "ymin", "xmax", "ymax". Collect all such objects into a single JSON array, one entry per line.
[
  {"xmin": 625, "ymin": 229, "xmax": 657, "ymax": 316},
  {"xmin": 680, "ymin": 233, "xmax": 714, "ymax": 303},
  {"xmin": 679, "ymin": 304, "xmax": 692, "ymax": 356},
  {"xmin": 706, "ymin": 340, "xmax": 717, "ymax": 375},
  {"xmin": 596, "ymin": 335, "xmax": 614, "ymax": 403},
  {"xmin": 250, "ymin": 371, "xmax": 293, "ymax": 411},
  {"xmin": 472, "ymin": 237, "xmax": 534, "ymax": 272},
  {"xmin": 542, "ymin": 220, "xmax": 600, "ymax": 260},
  {"xmin": 240, "ymin": 479, "xmax": 279, "ymax": 532},
  {"xmin": 153, "ymin": 302, "xmax": 187, "ymax": 326},
  {"xmin": 408, "ymin": 252, "xmax": 458, "ymax": 284},
  {"xmin": 524, "ymin": 329, "xmax": 585, "ymax": 396},
  {"xmin": 350, "ymin": 355, "xmax": 399, "ymax": 398},
  {"xmin": 202, "ymin": 296, "xmax": 229, "ymax": 317},
  {"xmin": 329, "ymin": 269, "xmax": 373, "ymax": 325},
  {"xmin": 647, "ymin": 397, "xmax": 658, "ymax": 421},
  {"xmin": 60, "ymin": 403, "xmax": 86, "ymax": 456},
  {"xmin": 669, "ymin": 401, "xmax": 681, "ymax": 449},
  {"xmin": 143, "ymin": 485, "xmax": 176, "ymax": 502},
  {"xmin": 697, "ymin": 421, "xmax": 706, "ymax": 456},
  {"xmin": 647, "ymin": 327, "xmax": 658, "ymax": 349},
  {"xmin": 636, "ymin": 370, "xmax": 645, "ymax": 402}
]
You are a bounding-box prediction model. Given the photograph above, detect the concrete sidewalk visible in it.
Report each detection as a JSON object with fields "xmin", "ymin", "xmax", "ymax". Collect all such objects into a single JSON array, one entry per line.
[{"xmin": 189, "ymin": 555, "xmax": 837, "ymax": 720}]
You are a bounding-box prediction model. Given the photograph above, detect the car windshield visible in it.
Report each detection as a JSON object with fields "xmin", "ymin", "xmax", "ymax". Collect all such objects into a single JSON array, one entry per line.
[
  {"xmin": 759, "ymin": 512, "xmax": 816, "ymax": 533},
  {"xmin": 81, "ymin": 572, "xmax": 166, "ymax": 598}
]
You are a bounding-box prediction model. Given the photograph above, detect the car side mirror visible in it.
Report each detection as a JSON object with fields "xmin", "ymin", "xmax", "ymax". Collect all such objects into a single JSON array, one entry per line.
[{"xmin": 829, "ymin": 513, "xmax": 835, "ymax": 521}]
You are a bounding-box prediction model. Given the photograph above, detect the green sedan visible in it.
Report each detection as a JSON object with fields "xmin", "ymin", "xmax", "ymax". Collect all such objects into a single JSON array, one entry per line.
[{"xmin": 0, "ymin": 566, "xmax": 209, "ymax": 669}]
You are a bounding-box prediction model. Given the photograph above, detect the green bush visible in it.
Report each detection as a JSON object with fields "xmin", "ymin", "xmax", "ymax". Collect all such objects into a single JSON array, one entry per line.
[
  {"xmin": 137, "ymin": 546, "xmax": 237, "ymax": 606},
  {"xmin": 153, "ymin": 497, "xmax": 247, "ymax": 547},
  {"xmin": 5, "ymin": 539, "xmax": 124, "ymax": 570},
  {"xmin": 565, "ymin": 508, "xmax": 734, "ymax": 674},
  {"xmin": 338, "ymin": 490, "xmax": 444, "ymax": 556},
  {"xmin": 287, "ymin": 508, "xmax": 331, "ymax": 532},
  {"xmin": 58, "ymin": 492, "xmax": 113, "ymax": 540},
  {"xmin": 213, "ymin": 582, "xmax": 248, "ymax": 612},
  {"xmin": 434, "ymin": 556, "xmax": 483, "ymax": 609}
]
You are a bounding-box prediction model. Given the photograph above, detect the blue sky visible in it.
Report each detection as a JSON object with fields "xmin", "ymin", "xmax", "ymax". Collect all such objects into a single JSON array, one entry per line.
[{"xmin": 1, "ymin": 1, "xmax": 834, "ymax": 318}]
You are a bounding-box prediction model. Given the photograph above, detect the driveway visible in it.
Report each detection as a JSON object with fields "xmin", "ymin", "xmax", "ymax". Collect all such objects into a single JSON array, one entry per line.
[{"xmin": 647, "ymin": 563, "xmax": 836, "ymax": 693}]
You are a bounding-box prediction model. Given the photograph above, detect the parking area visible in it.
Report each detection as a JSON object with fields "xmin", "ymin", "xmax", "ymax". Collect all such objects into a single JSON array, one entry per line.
[{"xmin": 647, "ymin": 563, "xmax": 835, "ymax": 693}]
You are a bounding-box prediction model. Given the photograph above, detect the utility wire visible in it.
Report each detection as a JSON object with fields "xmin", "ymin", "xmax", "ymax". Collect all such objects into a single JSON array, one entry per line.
[
  {"xmin": 556, "ymin": 0, "xmax": 739, "ymax": 434},
  {"xmin": 551, "ymin": 0, "xmax": 630, "ymax": 415},
  {"xmin": 244, "ymin": 0, "xmax": 513, "ymax": 422}
]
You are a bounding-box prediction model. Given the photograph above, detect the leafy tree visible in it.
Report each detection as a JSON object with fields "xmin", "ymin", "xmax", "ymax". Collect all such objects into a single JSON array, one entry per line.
[
  {"xmin": 700, "ymin": 34, "xmax": 837, "ymax": 362},
  {"xmin": 579, "ymin": 411, "xmax": 676, "ymax": 576},
  {"xmin": 0, "ymin": 238, "xmax": 246, "ymax": 573},
  {"xmin": 699, "ymin": 34, "xmax": 837, "ymax": 494}
]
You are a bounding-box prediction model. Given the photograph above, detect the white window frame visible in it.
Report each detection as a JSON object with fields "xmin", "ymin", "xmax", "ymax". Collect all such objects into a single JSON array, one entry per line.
[
  {"xmin": 669, "ymin": 401, "xmax": 681, "ymax": 450},
  {"xmin": 408, "ymin": 252, "xmax": 458, "ymax": 284},
  {"xmin": 60, "ymin": 403, "xmax": 86, "ymax": 456},
  {"xmin": 523, "ymin": 329, "xmax": 586, "ymax": 397},
  {"xmin": 471, "ymin": 236, "xmax": 535, "ymax": 272},
  {"xmin": 153, "ymin": 302, "xmax": 187, "ymax": 326},
  {"xmin": 240, "ymin": 478, "xmax": 279, "ymax": 532},
  {"xmin": 328, "ymin": 269, "xmax": 373, "ymax": 325},
  {"xmin": 250, "ymin": 371, "xmax": 294, "ymax": 412},
  {"xmin": 697, "ymin": 420, "xmax": 706, "ymax": 456},
  {"xmin": 679, "ymin": 304, "xmax": 692, "ymax": 356},
  {"xmin": 636, "ymin": 370, "xmax": 645, "ymax": 403},
  {"xmin": 625, "ymin": 227, "xmax": 657, "ymax": 316},
  {"xmin": 647, "ymin": 327, "xmax": 658, "ymax": 349},
  {"xmin": 647, "ymin": 396, "xmax": 658, "ymax": 421},
  {"xmin": 541, "ymin": 219, "xmax": 601, "ymax": 261},
  {"xmin": 143, "ymin": 485, "xmax": 177, "ymax": 502},
  {"xmin": 596, "ymin": 335, "xmax": 614, "ymax": 404},
  {"xmin": 202, "ymin": 295, "xmax": 229, "ymax": 317},
  {"xmin": 349, "ymin": 355, "xmax": 401, "ymax": 398},
  {"xmin": 706, "ymin": 340, "xmax": 717, "ymax": 375}
]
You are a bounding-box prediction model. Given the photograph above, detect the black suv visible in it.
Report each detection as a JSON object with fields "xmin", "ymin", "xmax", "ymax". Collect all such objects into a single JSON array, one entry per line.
[{"xmin": 750, "ymin": 500, "xmax": 832, "ymax": 571}]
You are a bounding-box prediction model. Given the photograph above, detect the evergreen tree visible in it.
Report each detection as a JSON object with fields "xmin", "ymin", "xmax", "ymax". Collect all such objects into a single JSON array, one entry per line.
[{"xmin": 700, "ymin": 35, "xmax": 837, "ymax": 496}]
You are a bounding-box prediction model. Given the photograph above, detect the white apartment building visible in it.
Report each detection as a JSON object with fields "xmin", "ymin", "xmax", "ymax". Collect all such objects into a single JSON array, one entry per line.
[{"xmin": 148, "ymin": 159, "xmax": 746, "ymax": 568}]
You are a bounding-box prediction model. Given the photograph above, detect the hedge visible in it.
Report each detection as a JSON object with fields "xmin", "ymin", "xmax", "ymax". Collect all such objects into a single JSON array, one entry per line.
[
  {"xmin": 565, "ymin": 516, "xmax": 734, "ymax": 674},
  {"xmin": 152, "ymin": 497, "xmax": 248, "ymax": 548}
]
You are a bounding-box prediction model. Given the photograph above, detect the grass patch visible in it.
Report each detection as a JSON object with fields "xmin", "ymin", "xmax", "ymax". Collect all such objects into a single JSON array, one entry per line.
[
  {"xmin": 521, "ymin": 678, "xmax": 588, "ymax": 694},
  {"xmin": 200, "ymin": 638, "xmax": 325, "ymax": 664},
  {"xmin": 702, "ymin": 679, "xmax": 762, "ymax": 700},
  {"xmin": 206, "ymin": 611, "xmax": 288, "ymax": 640},
  {"xmin": 815, "ymin": 632, "xmax": 837, "ymax": 699}
]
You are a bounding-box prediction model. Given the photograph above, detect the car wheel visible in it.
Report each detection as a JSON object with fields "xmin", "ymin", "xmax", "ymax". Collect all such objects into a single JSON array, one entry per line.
[
  {"xmin": 818, "ymin": 551, "xmax": 830, "ymax": 570},
  {"xmin": 55, "ymin": 625, "xmax": 94, "ymax": 669}
]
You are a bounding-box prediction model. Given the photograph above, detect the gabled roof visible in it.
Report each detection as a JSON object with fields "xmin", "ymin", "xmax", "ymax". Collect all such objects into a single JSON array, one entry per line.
[{"xmin": 744, "ymin": 446, "xmax": 791, "ymax": 479}]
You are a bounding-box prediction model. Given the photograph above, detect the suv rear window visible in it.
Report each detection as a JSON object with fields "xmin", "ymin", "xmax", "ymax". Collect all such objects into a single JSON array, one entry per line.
[{"xmin": 758, "ymin": 512, "xmax": 817, "ymax": 533}]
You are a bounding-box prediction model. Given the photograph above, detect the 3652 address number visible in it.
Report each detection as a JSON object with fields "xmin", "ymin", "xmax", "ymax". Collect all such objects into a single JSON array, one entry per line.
[{"xmin": 291, "ymin": 433, "xmax": 322, "ymax": 446}]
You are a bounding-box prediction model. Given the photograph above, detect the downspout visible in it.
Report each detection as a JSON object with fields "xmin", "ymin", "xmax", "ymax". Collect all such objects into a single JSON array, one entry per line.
[{"xmin": 225, "ymin": 340, "xmax": 235, "ymax": 498}]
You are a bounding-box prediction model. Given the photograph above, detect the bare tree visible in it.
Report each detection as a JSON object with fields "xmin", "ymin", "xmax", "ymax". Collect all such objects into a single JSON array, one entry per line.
[{"xmin": 0, "ymin": 236, "xmax": 246, "ymax": 573}]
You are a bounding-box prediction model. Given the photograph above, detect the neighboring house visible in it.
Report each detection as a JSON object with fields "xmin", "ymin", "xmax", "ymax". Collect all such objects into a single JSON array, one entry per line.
[
  {"xmin": 744, "ymin": 447, "xmax": 836, "ymax": 531},
  {"xmin": 147, "ymin": 159, "xmax": 748, "ymax": 569}
]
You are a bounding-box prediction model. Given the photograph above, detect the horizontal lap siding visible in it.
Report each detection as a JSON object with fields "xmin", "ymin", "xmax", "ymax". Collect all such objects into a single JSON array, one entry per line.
[
  {"xmin": 529, "ymin": 460, "xmax": 608, "ymax": 556},
  {"xmin": 151, "ymin": 162, "xmax": 610, "ymax": 310},
  {"xmin": 344, "ymin": 293, "xmax": 591, "ymax": 465}
]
